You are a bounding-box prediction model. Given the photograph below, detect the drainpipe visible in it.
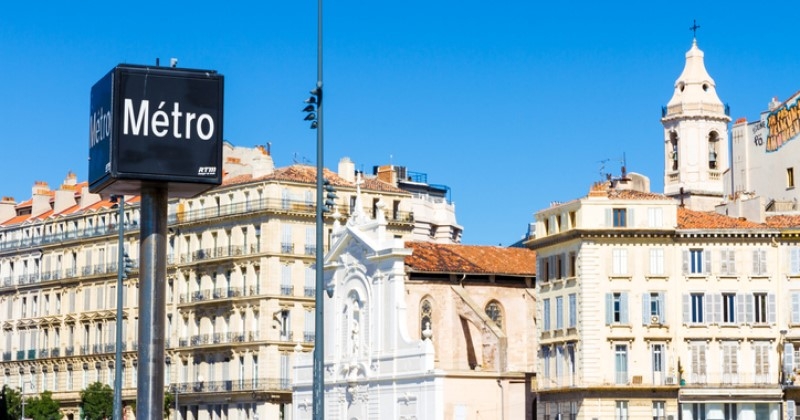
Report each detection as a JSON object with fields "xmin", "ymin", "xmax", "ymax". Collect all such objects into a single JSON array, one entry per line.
[{"xmin": 497, "ymin": 379, "xmax": 505, "ymax": 420}]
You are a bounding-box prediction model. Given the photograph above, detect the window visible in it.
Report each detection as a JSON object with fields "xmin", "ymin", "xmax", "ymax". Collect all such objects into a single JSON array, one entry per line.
[
  {"xmin": 648, "ymin": 207, "xmax": 663, "ymax": 228},
  {"xmin": 690, "ymin": 342, "xmax": 707, "ymax": 384},
  {"xmin": 615, "ymin": 345, "xmax": 628, "ymax": 384},
  {"xmin": 722, "ymin": 342, "xmax": 738, "ymax": 384},
  {"xmin": 642, "ymin": 292, "xmax": 665, "ymax": 325},
  {"xmin": 754, "ymin": 342, "xmax": 770, "ymax": 383},
  {"xmin": 652, "ymin": 344, "xmax": 664, "ymax": 375},
  {"xmin": 555, "ymin": 296, "xmax": 564, "ymax": 330},
  {"xmin": 612, "ymin": 208, "xmax": 627, "ymax": 227},
  {"xmin": 485, "ymin": 301, "xmax": 503, "ymax": 329},
  {"xmin": 568, "ymin": 293, "xmax": 577, "ymax": 328},
  {"xmin": 541, "ymin": 346, "xmax": 551, "ymax": 381},
  {"xmin": 652, "ymin": 401, "xmax": 665, "ymax": 420},
  {"xmin": 543, "ymin": 298, "xmax": 551, "ymax": 331},
  {"xmin": 606, "ymin": 292, "xmax": 628, "ymax": 325},
  {"xmin": 724, "ymin": 403, "xmax": 737, "ymax": 420},
  {"xmin": 684, "ymin": 293, "xmax": 705, "ymax": 324},
  {"xmin": 751, "ymin": 249, "xmax": 767, "ymax": 275},
  {"xmin": 789, "ymin": 167, "xmax": 795, "ymax": 188},
  {"xmin": 753, "ymin": 293, "xmax": 768, "ymax": 324},
  {"xmin": 420, "ymin": 298, "xmax": 432, "ymax": 338},
  {"xmin": 751, "ymin": 293, "xmax": 775, "ymax": 324},
  {"xmin": 692, "ymin": 403, "xmax": 706, "ymax": 420},
  {"xmin": 612, "ymin": 249, "xmax": 628, "ymax": 275},
  {"xmin": 683, "ymin": 249, "xmax": 710, "ymax": 274},
  {"xmin": 615, "ymin": 400, "xmax": 628, "ymax": 420},
  {"xmin": 722, "ymin": 293, "xmax": 736, "ymax": 324},
  {"xmin": 720, "ymin": 249, "xmax": 736, "ymax": 276},
  {"xmin": 649, "ymin": 248, "xmax": 664, "ymax": 275}
]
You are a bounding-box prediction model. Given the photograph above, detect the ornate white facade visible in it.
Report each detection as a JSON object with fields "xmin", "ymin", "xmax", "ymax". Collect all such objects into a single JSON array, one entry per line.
[{"xmin": 293, "ymin": 181, "xmax": 440, "ymax": 420}]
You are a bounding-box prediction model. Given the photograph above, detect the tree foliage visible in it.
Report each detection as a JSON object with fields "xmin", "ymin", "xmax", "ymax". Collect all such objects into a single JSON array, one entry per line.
[
  {"xmin": 79, "ymin": 382, "xmax": 113, "ymax": 420},
  {"xmin": 2, "ymin": 386, "xmax": 21, "ymax": 420},
  {"xmin": 24, "ymin": 391, "xmax": 61, "ymax": 420}
]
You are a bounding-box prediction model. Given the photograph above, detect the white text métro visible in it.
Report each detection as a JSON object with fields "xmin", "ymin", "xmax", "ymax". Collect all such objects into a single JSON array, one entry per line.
[
  {"xmin": 89, "ymin": 107, "xmax": 112, "ymax": 147},
  {"xmin": 123, "ymin": 99, "xmax": 215, "ymax": 140}
]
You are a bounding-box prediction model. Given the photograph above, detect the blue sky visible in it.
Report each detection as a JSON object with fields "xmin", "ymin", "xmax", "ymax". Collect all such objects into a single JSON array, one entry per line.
[{"xmin": 1, "ymin": 1, "xmax": 799, "ymax": 245}]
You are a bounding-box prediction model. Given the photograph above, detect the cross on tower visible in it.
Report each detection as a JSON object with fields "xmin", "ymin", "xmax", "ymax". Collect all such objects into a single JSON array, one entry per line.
[{"xmin": 690, "ymin": 19, "xmax": 700, "ymax": 39}]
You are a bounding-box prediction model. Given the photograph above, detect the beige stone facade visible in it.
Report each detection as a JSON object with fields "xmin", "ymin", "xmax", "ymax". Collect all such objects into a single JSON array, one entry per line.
[{"xmin": 0, "ymin": 143, "xmax": 459, "ymax": 420}]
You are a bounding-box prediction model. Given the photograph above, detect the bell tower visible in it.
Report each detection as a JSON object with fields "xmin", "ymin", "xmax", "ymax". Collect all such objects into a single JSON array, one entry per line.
[{"xmin": 662, "ymin": 30, "xmax": 730, "ymax": 211}]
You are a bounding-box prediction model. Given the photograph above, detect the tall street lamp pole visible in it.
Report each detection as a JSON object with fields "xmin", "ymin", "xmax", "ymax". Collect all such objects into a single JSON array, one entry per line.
[{"xmin": 312, "ymin": 0, "xmax": 325, "ymax": 416}]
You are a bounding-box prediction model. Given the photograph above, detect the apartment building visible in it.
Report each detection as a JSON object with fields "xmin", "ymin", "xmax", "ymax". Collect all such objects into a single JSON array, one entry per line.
[
  {"xmin": 0, "ymin": 143, "xmax": 460, "ymax": 420},
  {"xmin": 527, "ymin": 175, "xmax": 800, "ymax": 420}
]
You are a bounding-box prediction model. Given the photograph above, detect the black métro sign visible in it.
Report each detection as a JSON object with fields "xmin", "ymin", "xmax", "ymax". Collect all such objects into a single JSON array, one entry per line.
[{"xmin": 89, "ymin": 64, "xmax": 224, "ymax": 197}]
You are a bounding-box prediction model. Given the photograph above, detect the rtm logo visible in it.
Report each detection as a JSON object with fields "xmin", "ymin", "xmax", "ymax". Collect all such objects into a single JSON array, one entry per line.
[{"xmin": 198, "ymin": 166, "xmax": 217, "ymax": 176}]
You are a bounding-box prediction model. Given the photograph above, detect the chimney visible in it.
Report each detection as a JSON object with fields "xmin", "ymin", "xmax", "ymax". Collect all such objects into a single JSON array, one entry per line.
[
  {"xmin": 0, "ymin": 197, "xmax": 16, "ymax": 222},
  {"xmin": 79, "ymin": 185, "xmax": 102, "ymax": 209},
  {"xmin": 376, "ymin": 165, "xmax": 397, "ymax": 185},
  {"xmin": 54, "ymin": 172, "xmax": 79, "ymax": 213},
  {"xmin": 338, "ymin": 157, "xmax": 356, "ymax": 183},
  {"xmin": 31, "ymin": 181, "xmax": 52, "ymax": 217}
]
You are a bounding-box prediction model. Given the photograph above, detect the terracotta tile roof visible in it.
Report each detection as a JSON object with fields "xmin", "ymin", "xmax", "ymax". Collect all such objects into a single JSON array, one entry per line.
[
  {"xmin": 607, "ymin": 189, "xmax": 672, "ymax": 201},
  {"xmin": 766, "ymin": 214, "xmax": 800, "ymax": 228},
  {"xmin": 677, "ymin": 207, "xmax": 766, "ymax": 229},
  {"xmin": 1, "ymin": 214, "xmax": 30, "ymax": 226},
  {"xmin": 225, "ymin": 164, "xmax": 407, "ymax": 193},
  {"xmin": 405, "ymin": 242, "xmax": 536, "ymax": 276}
]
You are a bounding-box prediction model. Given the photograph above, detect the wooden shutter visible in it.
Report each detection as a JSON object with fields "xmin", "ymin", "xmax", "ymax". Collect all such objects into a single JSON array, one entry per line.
[
  {"xmin": 703, "ymin": 250, "xmax": 712, "ymax": 274},
  {"xmin": 792, "ymin": 248, "xmax": 800, "ymax": 275},
  {"xmin": 785, "ymin": 343, "xmax": 794, "ymax": 382},
  {"xmin": 720, "ymin": 249, "xmax": 729, "ymax": 275},
  {"xmin": 642, "ymin": 293, "xmax": 650, "ymax": 325},
  {"xmin": 682, "ymin": 250, "xmax": 689, "ymax": 274},
  {"xmin": 605, "ymin": 293, "xmax": 613, "ymax": 325},
  {"xmin": 605, "ymin": 209, "xmax": 613, "ymax": 227},
  {"xmin": 682, "ymin": 294, "xmax": 690, "ymax": 324},
  {"xmin": 620, "ymin": 293, "xmax": 629, "ymax": 324},
  {"xmin": 768, "ymin": 294, "xmax": 777, "ymax": 324},
  {"xmin": 627, "ymin": 208, "xmax": 634, "ymax": 227},
  {"xmin": 736, "ymin": 293, "xmax": 746, "ymax": 325},
  {"xmin": 792, "ymin": 292, "xmax": 800, "ymax": 324},
  {"xmin": 660, "ymin": 292, "xmax": 667, "ymax": 324}
]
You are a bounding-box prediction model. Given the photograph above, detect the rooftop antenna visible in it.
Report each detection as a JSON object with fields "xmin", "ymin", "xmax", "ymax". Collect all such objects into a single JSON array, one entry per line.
[{"xmin": 598, "ymin": 159, "xmax": 611, "ymax": 181}]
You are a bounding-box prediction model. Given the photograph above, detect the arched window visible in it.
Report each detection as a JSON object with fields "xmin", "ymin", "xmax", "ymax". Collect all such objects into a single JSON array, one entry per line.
[
  {"xmin": 420, "ymin": 298, "xmax": 432, "ymax": 338},
  {"xmin": 708, "ymin": 131, "xmax": 720, "ymax": 170},
  {"xmin": 669, "ymin": 131, "xmax": 679, "ymax": 171},
  {"xmin": 485, "ymin": 300, "xmax": 503, "ymax": 329}
]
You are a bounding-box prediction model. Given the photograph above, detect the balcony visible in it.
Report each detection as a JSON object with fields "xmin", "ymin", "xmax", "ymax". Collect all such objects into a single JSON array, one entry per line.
[
  {"xmin": 281, "ymin": 243, "xmax": 294, "ymax": 254},
  {"xmin": 65, "ymin": 346, "xmax": 74, "ymax": 356},
  {"xmin": 179, "ymin": 287, "xmax": 252, "ymax": 304},
  {"xmin": 303, "ymin": 332, "xmax": 315, "ymax": 342},
  {"xmin": 172, "ymin": 378, "xmax": 293, "ymax": 395},
  {"xmin": 178, "ymin": 332, "xmax": 258, "ymax": 348},
  {"xmin": 280, "ymin": 285, "xmax": 294, "ymax": 296},
  {"xmin": 304, "ymin": 245, "xmax": 316, "ymax": 256},
  {"xmin": 2, "ymin": 352, "xmax": 10, "ymax": 361},
  {"xmin": 304, "ymin": 287, "xmax": 315, "ymax": 297},
  {"xmin": 279, "ymin": 332, "xmax": 293, "ymax": 342}
]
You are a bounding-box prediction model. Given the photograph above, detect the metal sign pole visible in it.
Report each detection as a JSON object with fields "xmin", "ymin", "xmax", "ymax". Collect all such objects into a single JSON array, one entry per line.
[
  {"xmin": 137, "ymin": 184, "xmax": 168, "ymax": 420},
  {"xmin": 114, "ymin": 196, "xmax": 125, "ymax": 420}
]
